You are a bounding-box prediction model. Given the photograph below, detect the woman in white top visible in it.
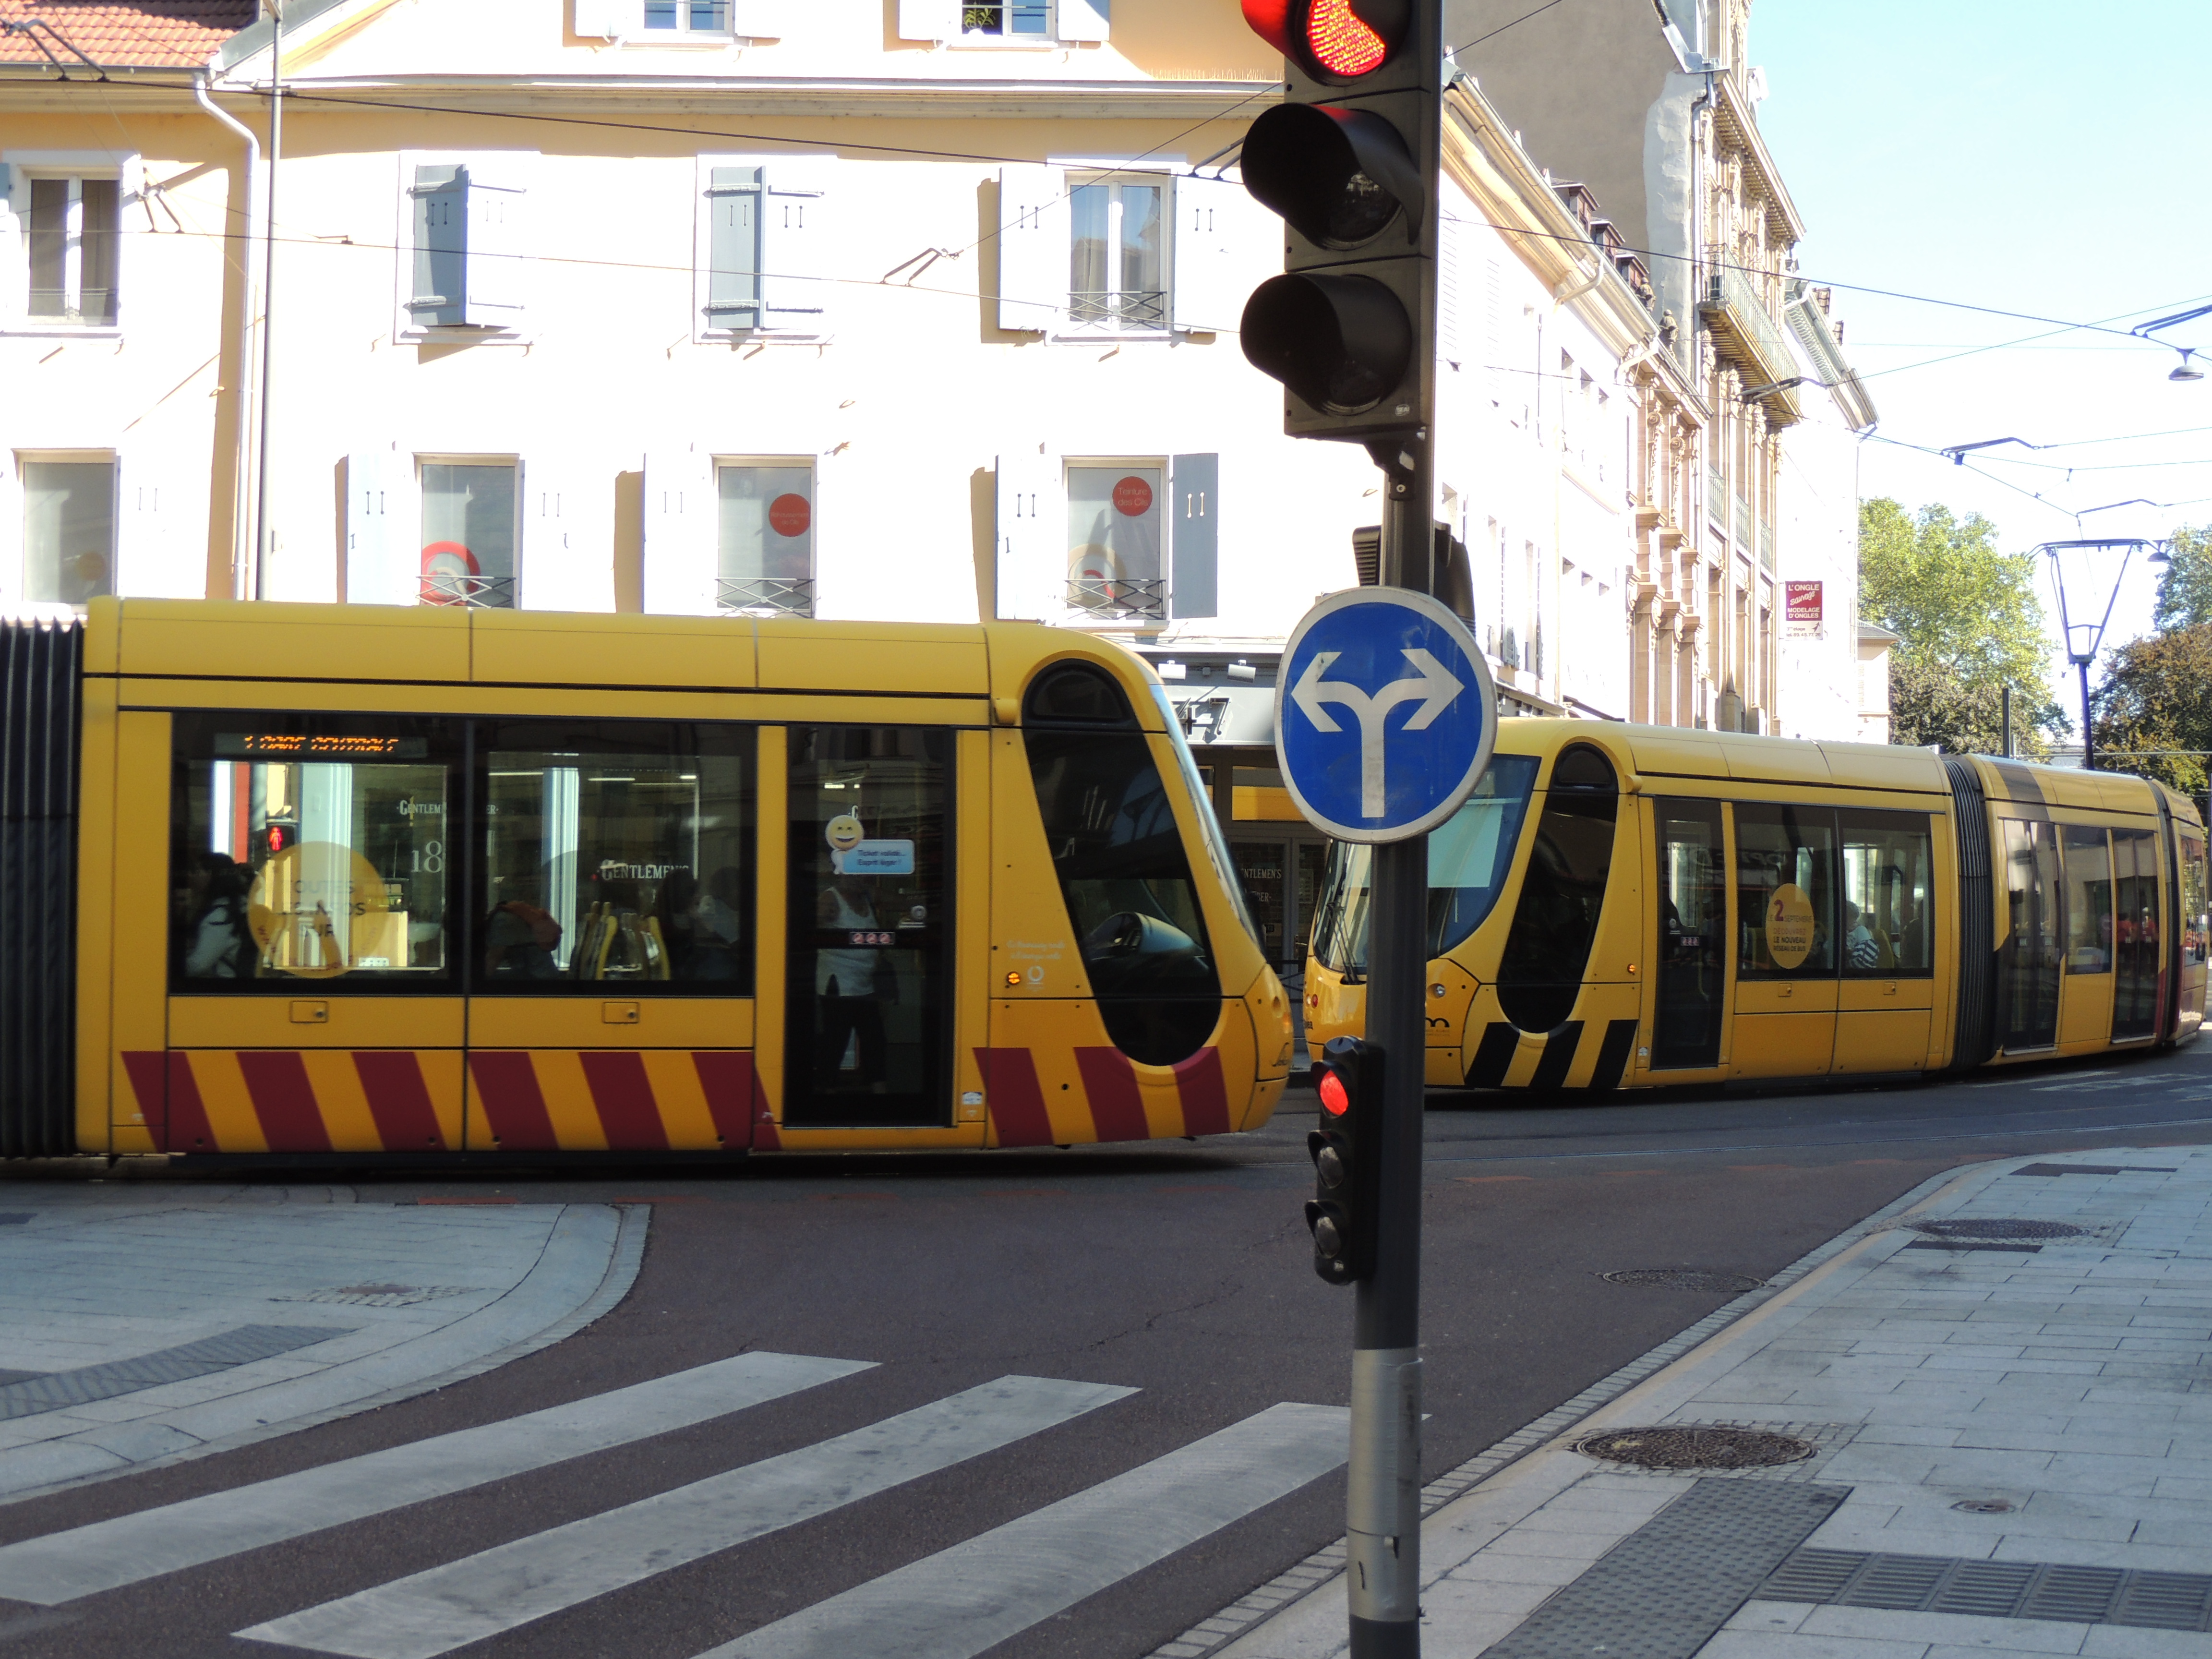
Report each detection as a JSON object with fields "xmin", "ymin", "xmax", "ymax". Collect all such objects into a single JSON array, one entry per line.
[{"xmin": 816, "ymin": 871, "xmax": 889, "ymax": 1090}]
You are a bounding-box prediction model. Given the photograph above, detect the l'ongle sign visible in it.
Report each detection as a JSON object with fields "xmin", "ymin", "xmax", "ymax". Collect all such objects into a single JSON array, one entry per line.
[{"xmin": 1785, "ymin": 580, "xmax": 1824, "ymax": 638}]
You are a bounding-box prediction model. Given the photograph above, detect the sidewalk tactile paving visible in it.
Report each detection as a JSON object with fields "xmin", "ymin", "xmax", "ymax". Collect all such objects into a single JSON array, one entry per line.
[
  {"xmin": 0, "ymin": 1326, "xmax": 352, "ymax": 1420},
  {"xmin": 1759, "ymin": 1545, "xmax": 2212, "ymax": 1632}
]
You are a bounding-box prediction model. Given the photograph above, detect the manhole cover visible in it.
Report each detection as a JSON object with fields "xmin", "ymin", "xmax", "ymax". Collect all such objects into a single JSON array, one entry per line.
[
  {"xmin": 1952, "ymin": 1498, "xmax": 2015, "ymax": 1513},
  {"xmin": 1575, "ymin": 1426, "xmax": 1815, "ymax": 1470},
  {"xmin": 1599, "ymin": 1268, "xmax": 1766, "ymax": 1293},
  {"xmin": 1914, "ymin": 1218, "xmax": 2084, "ymax": 1240}
]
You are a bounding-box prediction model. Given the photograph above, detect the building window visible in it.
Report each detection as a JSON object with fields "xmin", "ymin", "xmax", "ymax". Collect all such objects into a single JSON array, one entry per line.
[
  {"xmin": 21, "ymin": 457, "xmax": 114, "ymax": 604},
  {"xmin": 419, "ymin": 461, "xmax": 517, "ymax": 608},
  {"xmin": 1070, "ymin": 178, "xmax": 1167, "ymax": 332},
  {"xmin": 1065, "ymin": 462, "xmax": 1164, "ymax": 621},
  {"xmin": 26, "ymin": 175, "xmax": 118, "ymax": 326},
  {"xmin": 716, "ymin": 463, "xmax": 813, "ymax": 615},
  {"xmin": 402, "ymin": 158, "xmax": 529, "ymax": 337},
  {"xmin": 695, "ymin": 157, "xmax": 831, "ymax": 341},
  {"xmin": 962, "ymin": 1, "xmax": 1050, "ymax": 36},
  {"xmin": 644, "ymin": 0, "xmax": 731, "ymax": 27}
]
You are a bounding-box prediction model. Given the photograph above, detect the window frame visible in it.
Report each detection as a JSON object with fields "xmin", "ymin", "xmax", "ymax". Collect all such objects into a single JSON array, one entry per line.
[
  {"xmin": 639, "ymin": 0, "xmax": 739, "ymax": 39},
  {"xmin": 1061, "ymin": 454, "xmax": 1167, "ymax": 625},
  {"xmin": 1838, "ymin": 806, "xmax": 1937, "ymax": 980},
  {"xmin": 391, "ymin": 150, "xmax": 537, "ymax": 347},
  {"xmin": 950, "ymin": 1, "xmax": 1059, "ymax": 47},
  {"xmin": 712, "ymin": 455, "xmax": 817, "ymax": 617},
  {"xmin": 415, "ymin": 454, "xmax": 524, "ymax": 611},
  {"xmin": 12, "ymin": 448, "xmax": 117, "ymax": 612},
  {"xmin": 2, "ymin": 149, "xmax": 136, "ymax": 337},
  {"xmin": 690, "ymin": 153, "xmax": 833, "ymax": 346},
  {"xmin": 1056, "ymin": 167, "xmax": 1175, "ymax": 340}
]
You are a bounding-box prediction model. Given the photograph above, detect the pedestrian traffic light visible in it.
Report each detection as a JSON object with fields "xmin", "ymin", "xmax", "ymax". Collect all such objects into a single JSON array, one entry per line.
[
  {"xmin": 1238, "ymin": 0, "xmax": 1442, "ymax": 441},
  {"xmin": 1306, "ymin": 1035, "xmax": 1382, "ymax": 1284}
]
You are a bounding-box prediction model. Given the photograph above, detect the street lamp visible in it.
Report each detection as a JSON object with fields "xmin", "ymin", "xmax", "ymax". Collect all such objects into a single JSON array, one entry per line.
[
  {"xmin": 2039, "ymin": 538, "xmax": 2168, "ymax": 770},
  {"xmin": 2130, "ymin": 303, "xmax": 2211, "ymax": 383}
]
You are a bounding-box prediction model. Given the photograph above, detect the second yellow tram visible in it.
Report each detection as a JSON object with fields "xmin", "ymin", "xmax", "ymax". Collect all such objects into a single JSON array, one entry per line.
[{"xmin": 1305, "ymin": 722, "xmax": 2210, "ymax": 1089}]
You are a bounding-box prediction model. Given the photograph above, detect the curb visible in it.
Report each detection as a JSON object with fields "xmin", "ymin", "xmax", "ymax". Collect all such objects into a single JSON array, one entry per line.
[{"xmin": 1143, "ymin": 1154, "xmax": 2015, "ymax": 1659}]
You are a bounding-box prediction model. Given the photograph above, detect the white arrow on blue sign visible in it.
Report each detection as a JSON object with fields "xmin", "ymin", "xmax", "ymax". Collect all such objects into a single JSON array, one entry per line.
[{"xmin": 1274, "ymin": 588, "xmax": 1498, "ymax": 843}]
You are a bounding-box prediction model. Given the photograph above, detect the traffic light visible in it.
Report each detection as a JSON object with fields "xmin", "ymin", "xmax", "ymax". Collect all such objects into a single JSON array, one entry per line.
[
  {"xmin": 1238, "ymin": 0, "xmax": 1443, "ymax": 442},
  {"xmin": 1306, "ymin": 1035, "xmax": 1383, "ymax": 1284}
]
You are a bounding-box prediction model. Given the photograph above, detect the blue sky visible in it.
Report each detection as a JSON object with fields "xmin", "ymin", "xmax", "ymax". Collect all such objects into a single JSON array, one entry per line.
[{"xmin": 1752, "ymin": 0, "xmax": 2212, "ymax": 722}]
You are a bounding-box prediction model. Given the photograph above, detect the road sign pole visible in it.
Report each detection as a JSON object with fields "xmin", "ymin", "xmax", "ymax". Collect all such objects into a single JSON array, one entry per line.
[{"xmin": 1346, "ymin": 439, "xmax": 1433, "ymax": 1659}]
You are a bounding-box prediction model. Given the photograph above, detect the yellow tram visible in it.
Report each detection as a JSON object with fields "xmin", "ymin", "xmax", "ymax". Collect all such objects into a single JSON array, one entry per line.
[
  {"xmin": 0, "ymin": 601, "xmax": 1290, "ymax": 1159},
  {"xmin": 1304, "ymin": 722, "xmax": 2210, "ymax": 1090}
]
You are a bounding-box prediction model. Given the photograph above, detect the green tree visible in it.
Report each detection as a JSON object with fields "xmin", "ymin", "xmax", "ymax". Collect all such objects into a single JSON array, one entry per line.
[
  {"xmin": 1859, "ymin": 498, "xmax": 2065, "ymax": 750},
  {"xmin": 1887, "ymin": 658, "xmax": 2051, "ymax": 761},
  {"xmin": 2151, "ymin": 523, "xmax": 2212, "ymax": 631},
  {"xmin": 2093, "ymin": 621, "xmax": 2212, "ymax": 798}
]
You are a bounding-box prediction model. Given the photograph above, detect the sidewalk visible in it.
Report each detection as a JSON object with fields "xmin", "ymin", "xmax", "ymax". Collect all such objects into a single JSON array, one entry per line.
[
  {"xmin": 0, "ymin": 1185, "xmax": 644, "ymax": 1500},
  {"xmin": 1205, "ymin": 1147, "xmax": 2212, "ymax": 1659}
]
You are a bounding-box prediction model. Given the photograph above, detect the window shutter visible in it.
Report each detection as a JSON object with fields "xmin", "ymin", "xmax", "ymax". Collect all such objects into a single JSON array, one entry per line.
[
  {"xmin": 408, "ymin": 165, "xmax": 467, "ymax": 328},
  {"xmin": 0, "ymin": 164, "xmax": 23, "ymax": 325},
  {"xmin": 704, "ymin": 165, "xmax": 762, "ymax": 333},
  {"xmin": 572, "ymin": 0, "xmax": 628, "ymax": 36},
  {"xmin": 344, "ymin": 450, "xmax": 412, "ymax": 606},
  {"xmin": 897, "ymin": 0, "xmax": 958, "ymax": 40},
  {"xmin": 462, "ymin": 162, "xmax": 528, "ymax": 326},
  {"xmin": 725, "ymin": 0, "xmax": 783, "ymax": 34},
  {"xmin": 1484, "ymin": 254, "xmax": 1503, "ymax": 401},
  {"xmin": 1058, "ymin": 0, "xmax": 1110, "ymax": 40},
  {"xmin": 1167, "ymin": 172, "xmax": 1267, "ymax": 335},
  {"xmin": 760, "ymin": 158, "xmax": 832, "ymax": 332},
  {"xmin": 1438, "ymin": 217, "xmax": 1463, "ymax": 370},
  {"xmin": 521, "ymin": 460, "xmax": 614, "ymax": 613},
  {"xmin": 642, "ymin": 450, "xmax": 717, "ymax": 614},
  {"xmin": 994, "ymin": 449, "xmax": 1059, "ymax": 621},
  {"xmin": 1167, "ymin": 453, "xmax": 1217, "ymax": 620},
  {"xmin": 996, "ymin": 164, "xmax": 1066, "ymax": 334},
  {"xmin": 115, "ymin": 457, "xmax": 198, "ymax": 598}
]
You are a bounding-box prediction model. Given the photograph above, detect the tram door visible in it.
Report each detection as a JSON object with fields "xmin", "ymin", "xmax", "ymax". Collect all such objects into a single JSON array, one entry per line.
[
  {"xmin": 1998, "ymin": 818, "xmax": 2062, "ymax": 1051},
  {"xmin": 1649, "ymin": 800, "xmax": 1726, "ymax": 1070},
  {"xmin": 782, "ymin": 726, "xmax": 952, "ymax": 1127}
]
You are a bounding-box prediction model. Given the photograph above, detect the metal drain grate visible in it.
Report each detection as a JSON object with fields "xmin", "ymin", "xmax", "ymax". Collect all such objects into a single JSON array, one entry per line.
[
  {"xmin": 1904, "ymin": 1238, "xmax": 2042, "ymax": 1253},
  {"xmin": 0, "ymin": 1325, "xmax": 353, "ymax": 1421},
  {"xmin": 1575, "ymin": 1426, "xmax": 1815, "ymax": 1470},
  {"xmin": 1599, "ymin": 1268, "xmax": 1767, "ymax": 1293},
  {"xmin": 1915, "ymin": 1218, "xmax": 2084, "ymax": 1239},
  {"xmin": 275, "ymin": 1285, "xmax": 482, "ymax": 1308},
  {"xmin": 2012, "ymin": 1163, "xmax": 2176, "ymax": 1177},
  {"xmin": 1485, "ymin": 1479, "xmax": 1848, "ymax": 1659},
  {"xmin": 1760, "ymin": 1548, "xmax": 2212, "ymax": 1632}
]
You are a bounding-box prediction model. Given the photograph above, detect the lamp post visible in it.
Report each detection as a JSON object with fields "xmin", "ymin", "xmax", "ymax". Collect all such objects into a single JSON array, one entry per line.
[{"xmin": 2039, "ymin": 539, "xmax": 2168, "ymax": 771}]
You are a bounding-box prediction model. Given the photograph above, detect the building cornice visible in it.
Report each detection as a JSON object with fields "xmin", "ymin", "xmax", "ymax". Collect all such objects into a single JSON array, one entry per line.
[
  {"xmin": 201, "ymin": 72, "xmax": 1283, "ymax": 122},
  {"xmin": 1710, "ymin": 75, "xmax": 1805, "ymax": 245},
  {"xmin": 1443, "ymin": 82, "xmax": 1657, "ymax": 363}
]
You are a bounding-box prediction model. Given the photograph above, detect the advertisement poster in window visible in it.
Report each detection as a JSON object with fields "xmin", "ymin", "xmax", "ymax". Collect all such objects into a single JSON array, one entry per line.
[{"xmin": 1785, "ymin": 580, "xmax": 1823, "ymax": 638}]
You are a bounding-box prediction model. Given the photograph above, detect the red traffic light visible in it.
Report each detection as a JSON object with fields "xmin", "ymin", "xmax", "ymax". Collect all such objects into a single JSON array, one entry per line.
[
  {"xmin": 1318, "ymin": 1067, "xmax": 1350, "ymax": 1116},
  {"xmin": 1242, "ymin": 0, "xmax": 1409, "ymax": 83}
]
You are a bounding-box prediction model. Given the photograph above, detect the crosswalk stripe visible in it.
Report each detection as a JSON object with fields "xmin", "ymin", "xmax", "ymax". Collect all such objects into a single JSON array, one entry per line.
[
  {"xmin": 0, "ymin": 1350, "xmax": 873, "ymax": 1607},
  {"xmin": 234, "ymin": 1374, "xmax": 1137, "ymax": 1659},
  {"xmin": 708, "ymin": 1401, "xmax": 1350, "ymax": 1659}
]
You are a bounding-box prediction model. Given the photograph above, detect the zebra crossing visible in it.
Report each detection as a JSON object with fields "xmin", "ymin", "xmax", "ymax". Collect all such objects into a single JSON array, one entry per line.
[{"xmin": 0, "ymin": 1349, "xmax": 1349, "ymax": 1659}]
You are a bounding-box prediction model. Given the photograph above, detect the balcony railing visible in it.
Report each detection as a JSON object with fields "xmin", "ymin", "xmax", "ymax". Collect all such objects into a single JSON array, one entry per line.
[
  {"xmin": 1701, "ymin": 263, "xmax": 1798, "ymax": 406},
  {"xmin": 716, "ymin": 576, "xmax": 815, "ymax": 616},
  {"xmin": 1758, "ymin": 522, "xmax": 1775, "ymax": 572},
  {"xmin": 419, "ymin": 573, "xmax": 515, "ymax": 609},
  {"xmin": 1068, "ymin": 290, "xmax": 1167, "ymax": 332},
  {"xmin": 1734, "ymin": 493, "xmax": 1753, "ymax": 548},
  {"xmin": 1067, "ymin": 577, "xmax": 1166, "ymax": 623},
  {"xmin": 1708, "ymin": 469, "xmax": 1727, "ymax": 529}
]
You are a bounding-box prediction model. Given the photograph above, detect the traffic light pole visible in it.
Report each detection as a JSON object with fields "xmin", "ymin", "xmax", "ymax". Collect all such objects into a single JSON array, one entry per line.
[{"xmin": 1347, "ymin": 438, "xmax": 1434, "ymax": 1659}]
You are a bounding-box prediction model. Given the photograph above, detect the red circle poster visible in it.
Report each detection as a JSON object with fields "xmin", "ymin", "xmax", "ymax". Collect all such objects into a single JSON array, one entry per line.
[
  {"xmin": 768, "ymin": 493, "xmax": 812, "ymax": 538},
  {"xmin": 1112, "ymin": 476, "xmax": 1154, "ymax": 517}
]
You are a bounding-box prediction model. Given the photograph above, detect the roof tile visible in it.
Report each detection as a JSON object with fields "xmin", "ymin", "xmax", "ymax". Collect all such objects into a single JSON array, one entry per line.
[{"xmin": 0, "ymin": 1, "xmax": 257, "ymax": 71}]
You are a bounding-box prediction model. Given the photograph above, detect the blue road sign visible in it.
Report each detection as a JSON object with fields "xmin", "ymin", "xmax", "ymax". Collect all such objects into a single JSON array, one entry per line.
[{"xmin": 1274, "ymin": 589, "xmax": 1497, "ymax": 842}]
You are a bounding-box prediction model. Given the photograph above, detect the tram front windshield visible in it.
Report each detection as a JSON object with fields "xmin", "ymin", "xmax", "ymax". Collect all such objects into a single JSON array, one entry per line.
[{"xmin": 1309, "ymin": 756, "xmax": 1539, "ymax": 977}]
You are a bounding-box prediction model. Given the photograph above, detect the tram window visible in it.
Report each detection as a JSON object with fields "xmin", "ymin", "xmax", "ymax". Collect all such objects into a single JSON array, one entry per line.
[
  {"xmin": 1734, "ymin": 804, "xmax": 1837, "ymax": 978},
  {"xmin": 478, "ymin": 722, "xmax": 754, "ymax": 991},
  {"xmin": 1999, "ymin": 818, "xmax": 2063, "ymax": 1051},
  {"xmin": 1652, "ymin": 799, "xmax": 1726, "ymax": 1069},
  {"xmin": 1839, "ymin": 810, "xmax": 1935, "ymax": 977},
  {"xmin": 170, "ymin": 713, "xmax": 458, "ymax": 989},
  {"xmin": 2061, "ymin": 826, "xmax": 2114, "ymax": 974},
  {"xmin": 2182, "ymin": 833, "xmax": 2209, "ymax": 967},
  {"xmin": 1026, "ymin": 729, "xmax": 1221, "ymax": 1063},
  {"xmin": 1310, "ymin": 756, "xmax": 1540, "ymax": 975},
  {"xmin": 1495, "ymin": 747, "xmax": 1618, "ymax": 1032}
]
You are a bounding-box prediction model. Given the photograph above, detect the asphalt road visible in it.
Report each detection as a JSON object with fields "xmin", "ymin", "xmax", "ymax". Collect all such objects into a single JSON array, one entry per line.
[{"xmin": 7, "ymin": 1043, "xmax": 2212, "ymax": 1659}]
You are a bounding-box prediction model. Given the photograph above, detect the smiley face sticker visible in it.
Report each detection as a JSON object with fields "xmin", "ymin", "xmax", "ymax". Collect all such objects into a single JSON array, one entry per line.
[{"xmin": 825, "ymin": 814, "xmax": 865, "ymax": 859}]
